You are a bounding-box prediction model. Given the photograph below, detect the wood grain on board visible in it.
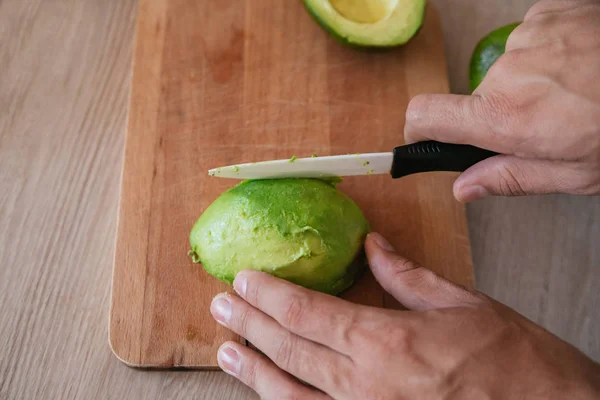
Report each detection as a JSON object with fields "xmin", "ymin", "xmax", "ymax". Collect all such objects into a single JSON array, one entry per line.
[{"xmin": 109, "ymin": 0, "xmax": 474, "ymax": 369}]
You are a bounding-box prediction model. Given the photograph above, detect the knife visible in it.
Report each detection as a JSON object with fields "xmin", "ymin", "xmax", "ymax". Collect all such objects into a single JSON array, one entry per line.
[{"xmin": 208, "ymin": 141, "xmax": 498, "ymax": 180}]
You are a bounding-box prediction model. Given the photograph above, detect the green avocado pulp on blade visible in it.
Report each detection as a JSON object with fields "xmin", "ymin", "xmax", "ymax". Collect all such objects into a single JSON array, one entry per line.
[
  {"xmin": 189, "ymin": 179, "xmax": 370, "ymax": 295},
  {"xmin": 303, "ymin": 0, "xmax": 426, "ymax": 48}
]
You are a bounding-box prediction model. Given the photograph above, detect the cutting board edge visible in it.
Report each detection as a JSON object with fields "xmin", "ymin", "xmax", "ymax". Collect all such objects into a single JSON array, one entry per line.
[{"xmin": 108, "ymin": 0, "xmax": 167, "ymax": 368}]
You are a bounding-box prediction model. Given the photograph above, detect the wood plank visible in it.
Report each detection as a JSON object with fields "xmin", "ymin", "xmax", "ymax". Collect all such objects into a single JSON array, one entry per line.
[{"xmin": 109, "ymin": 0, "xmax": 474, "ymax": 368}]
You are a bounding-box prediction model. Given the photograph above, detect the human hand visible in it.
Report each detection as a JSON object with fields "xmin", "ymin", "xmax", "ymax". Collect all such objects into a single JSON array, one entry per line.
[
  {"xmin": 209, "ymin": 233, "xmax": 600, "ymax": 399},
  {"xmin": 405, "ymin": 0, "xmax": 600, "ymax": 202}
]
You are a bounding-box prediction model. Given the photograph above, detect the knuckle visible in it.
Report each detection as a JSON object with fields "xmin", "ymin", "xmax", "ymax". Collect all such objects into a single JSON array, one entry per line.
[
  {"xmin": 524, "ymin": 0, "xmax": 554, "ymax": 20},
  {"xmin": 281, "ymin": 293, "xmax": 309, "ymax": 331},
  {"xmin": 325, "ymin": 360, "xmax": 353, "ymax": 393},
  {"xmin": 495, "ymin": 48, "xmax": 527, "ymax": 72},
  {"xmin": 336, "ymin": 309, "xmax": 361, "ymax": 348},
  {"xmin": 504, "ymin": 24, "xmax": 531, "ymax": 50},
  {"xmin": 389, "ymin": 258, "xmax": 439, "ymax": 292},
  {"xmin": 372, "ymin": 324, "xmax": 413, "ymax": 358},
  {"xmin": 240, "ymin": 355, "xmax": 259, "ymax": 389},
  {"xmin": 504, "ymin": 32, "xmax": 521, "ymax": 51},
  {"xmin": 243, "ymin": 275, "xmax": 260, "ymax": 305},
  {"xmin": 274, "ymin": 331, "xmax": 296, "ymax": 370},
  {"xmin": 479, "ymin": 93, "xmax": 520, "ymax": 139},
  {"xmin": 388, "ymin": 326, "xmax": 413, "ymax": 353},
  {"xmin": 402, "ymin": 266, "xmax": 437, "ymax": 290},
  {"xmin": 497, "ymin": 164, "xmax": 528, "ymax": 196},
  {"xmin": 237, "ymin": 306, "xmax": 253, "ymax": 337},
  {"xmin": 391, "ymin": 257, "xmax": 417, "ymax": 274}
]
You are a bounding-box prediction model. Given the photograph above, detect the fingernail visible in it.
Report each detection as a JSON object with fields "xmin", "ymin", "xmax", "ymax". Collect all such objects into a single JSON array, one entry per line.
[
  {"xmin": 369, "ymin": 232, "xmax": 395, "ymax": 251},
  {"xmin": 457, "ymin": 185, "xmax": 490, "ymax": 202},
  {"xmin": 210, "ymin": 294, "xmax": 232, "ymax": 326},
  {"xmin": 218, "ymin": 345, "xmax": 241, "ymax": 376},
  {"xmin": 233, "ymin": 272, "xmax": 248, "ymax": 297}
]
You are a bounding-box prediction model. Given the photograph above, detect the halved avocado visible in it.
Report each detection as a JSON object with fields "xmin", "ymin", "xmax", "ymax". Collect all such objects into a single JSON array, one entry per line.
[
  {"xmin": 303, "ymin": 0, "xmax": 426, "ymax": 48},
  {"xmin": 189, "ymin": 179, "xmax": 370, "ymax": 295}
]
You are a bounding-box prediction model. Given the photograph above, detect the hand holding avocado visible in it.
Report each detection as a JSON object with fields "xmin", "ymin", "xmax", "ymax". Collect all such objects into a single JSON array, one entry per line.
[
  {"xmin": 210, "ymin": 234, "xmax": 600, "ymax": 399},
  {"xmin": 406, "ymin": 0, "xmax": 600, "ymax": 202}
]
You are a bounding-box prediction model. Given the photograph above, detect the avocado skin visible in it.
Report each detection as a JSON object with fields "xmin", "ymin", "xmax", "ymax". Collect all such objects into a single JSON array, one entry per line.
[
  {"xmin": 469, "ymin": 22, "xmax": 521, "ymax": 92},
  {"xmin": 189, "ymin": 178, "xmax": 370, "ymax": 296},
  {"xmin": 302, "ymin": 0, "xmax": 426, "ymax": 50}
]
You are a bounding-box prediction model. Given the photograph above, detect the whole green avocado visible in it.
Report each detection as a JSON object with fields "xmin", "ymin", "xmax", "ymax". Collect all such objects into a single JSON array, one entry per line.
[
  {"xmin": 189, "ymin": 179, "xmax": 370, "ymax": 295},
  {"xmin": 469, "ymin": 22, "xmax": 520, "ymax": 92}
]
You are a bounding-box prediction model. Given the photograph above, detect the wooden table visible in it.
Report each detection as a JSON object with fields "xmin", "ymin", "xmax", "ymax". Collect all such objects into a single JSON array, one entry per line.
[{"xmin": 1, "ymin": 0, "xmax": 597, "ymax": 398}]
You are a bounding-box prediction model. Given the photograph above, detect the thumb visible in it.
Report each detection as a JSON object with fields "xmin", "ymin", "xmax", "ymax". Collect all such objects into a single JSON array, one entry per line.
[
  {"xmin": 364, "ymin": 233, "xmax": 482, "ymax": 311},
  {"xmin": 454, "ymin": 155, "xmax": 598, "ymax": 202}
]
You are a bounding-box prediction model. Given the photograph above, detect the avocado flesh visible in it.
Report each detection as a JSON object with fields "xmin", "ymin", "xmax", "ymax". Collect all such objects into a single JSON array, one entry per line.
[
  {"xmin": 304, "ymin": 0, "xmax": 426, "ymax": 47},
  {"xmin": 330, "ymin": 0, "xmax": 395, "ymax": 23},
  {"xmin": 189, "ymin": 179, "xmax": 370, "ymax": 295}
]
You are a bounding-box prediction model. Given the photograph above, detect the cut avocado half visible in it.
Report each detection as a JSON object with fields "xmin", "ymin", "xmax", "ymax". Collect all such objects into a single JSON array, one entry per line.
[
  {"xmin": 303, "ymin": 0, "xmax": 426, "ymax": 48},
  {"xmin": 189, "ymin": 179, "xmax": 370, "ymax": 295}
]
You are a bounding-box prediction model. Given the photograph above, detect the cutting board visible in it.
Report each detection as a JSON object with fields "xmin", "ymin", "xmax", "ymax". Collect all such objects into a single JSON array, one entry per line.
[{"xmin": 109, "ymin": 0, "xmax": 474, "ymax": 369}]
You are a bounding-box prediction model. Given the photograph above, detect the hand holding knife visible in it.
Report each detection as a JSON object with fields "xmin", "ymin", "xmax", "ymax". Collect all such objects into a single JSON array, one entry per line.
[{"xmin": 208, "ymin": 141, "xmax": 498, "ymax": 180}]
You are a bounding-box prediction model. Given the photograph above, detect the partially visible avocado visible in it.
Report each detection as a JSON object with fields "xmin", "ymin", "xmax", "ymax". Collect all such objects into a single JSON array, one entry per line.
[
  {"xmin": 303, "ymin": 0, "xmax": 426, "ymax": 48},
  {"xmin": 469, "ymin": 22, "xmax": 520, "ymax": 92},
  {"xmin": 189, "ymin": 179, "xmax": 370, "ymax": 295}
]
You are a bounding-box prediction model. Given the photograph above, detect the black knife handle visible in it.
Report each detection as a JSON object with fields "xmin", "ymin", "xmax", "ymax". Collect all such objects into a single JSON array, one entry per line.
[{"xmin": 390, "ymin": 141, "xmax": 499, "ymax": 179}]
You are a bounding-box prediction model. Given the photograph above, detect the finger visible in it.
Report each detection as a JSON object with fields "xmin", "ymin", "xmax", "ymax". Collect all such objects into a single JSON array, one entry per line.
[
  {"xmin": 505, "ymin": 23, "xmax": 542, "ymax": 52},
  {"xmin": 454, "ymin": 156, "xmax": 600, "ymax": 202},
  {"xmin": 210, "ymin": 293, "xmax": 351, "ymax": 394},
  {"xmin": 364, "ymin": 233, "xmax": 483, "ymax": 311},
  {"xmin": 404, "ymin": 93, "xmax": 514, "ymax": 153},
  {"xmin": 524, "ymin": 0, "xmax": 581, "ymax": 22},
  {"xmin": 217, "ymin": 342, "xmax": 331, "ymax": 400},
  {"xmin": 233, "ymin": 270, "xmax": 364, "ymax": 355},
  {"xmin": 507, "ymin": 4, "xmax": 597, "ymax": 51}
]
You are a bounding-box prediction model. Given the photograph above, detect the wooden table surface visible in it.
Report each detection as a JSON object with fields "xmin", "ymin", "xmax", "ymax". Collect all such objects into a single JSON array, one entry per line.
[{"xmin": 1, "ymin": 0, "xmax": 597, "ymax": 399}]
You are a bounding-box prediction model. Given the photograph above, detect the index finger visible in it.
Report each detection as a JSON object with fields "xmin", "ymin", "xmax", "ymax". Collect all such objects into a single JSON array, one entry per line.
[
  {"xmin": 233, "ymin": 270, "xmax": 370, "ymax": 356},
  {"xmin": 404, "ymin": 93, "xmax": 512, "ymax": 153}
]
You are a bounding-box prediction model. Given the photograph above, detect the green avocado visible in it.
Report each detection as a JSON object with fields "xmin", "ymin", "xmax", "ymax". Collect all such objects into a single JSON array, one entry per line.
[
  {"xmin": 469, "ymin": 22, "xmax": 520, "ymax": 92},
  {"xmin": 303, "ymin": 0, "xmax": 426, "ymax": 48},
  {"xmin": 189, "ymin": 179, "xmax": 370, "ymax": 295}
]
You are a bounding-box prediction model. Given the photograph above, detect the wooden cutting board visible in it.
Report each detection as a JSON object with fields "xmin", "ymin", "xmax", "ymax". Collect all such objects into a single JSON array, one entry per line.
[{"xmin": 109, "ymin": 0, "xmax": 474, "ymax": 369}]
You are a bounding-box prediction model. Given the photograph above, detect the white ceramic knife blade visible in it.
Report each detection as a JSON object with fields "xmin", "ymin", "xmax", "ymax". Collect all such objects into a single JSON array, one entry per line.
[{"xmin": 208, "ymin": 153, "xmax": 394, "ymax": 179}]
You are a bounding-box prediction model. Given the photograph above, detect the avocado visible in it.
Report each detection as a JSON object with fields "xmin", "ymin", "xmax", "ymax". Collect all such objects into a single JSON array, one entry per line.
[
  {"xmin": 189, "ymin": 179, "xmax": 370, "ymax": 295},
  {"xmin": 303, "ymin": 0, "xmax": 426, "ymax": 48},
  {"xmin": 469, "ymin": 22, "xmax": 520, "ymax": 92}
]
